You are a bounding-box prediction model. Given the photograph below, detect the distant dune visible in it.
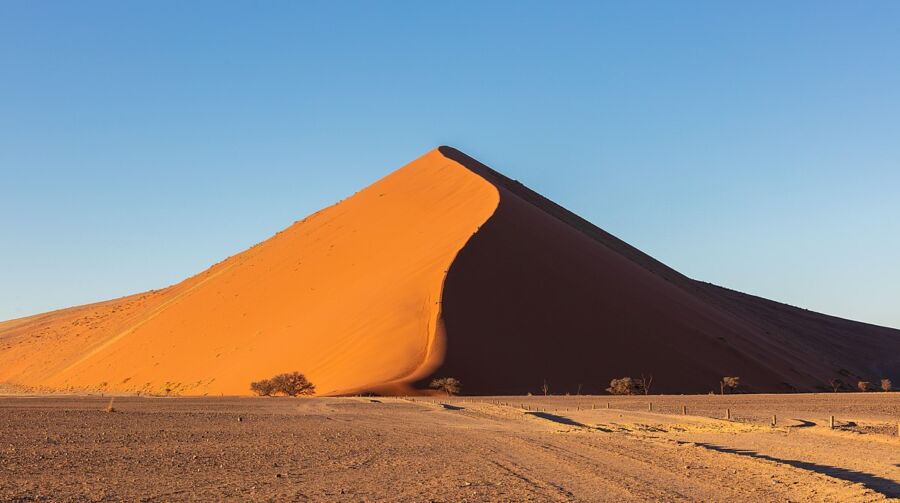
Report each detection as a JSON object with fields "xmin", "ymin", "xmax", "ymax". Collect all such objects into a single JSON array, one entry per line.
[{"xmin": 1, "ymin": 147, "xmax": 898, "ymax": 395}]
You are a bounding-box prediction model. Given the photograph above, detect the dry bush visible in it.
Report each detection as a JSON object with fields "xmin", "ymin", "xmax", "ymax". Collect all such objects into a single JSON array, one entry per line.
[
  {"xmin": 541, "ymin": 379, "xmax": 550, "ymax": 396},
  {"xmin": 250, "ymin": 379, "xmax": 276, "ymax": 396},
  {"xmin": 272, "ymin": 372, "xmax": 316, "ymax": 396},
  {"xmin": 429, "ymin": 377, "xmax": 461, "ymax": 396},
  {"xmin": 720, "ymin": 376, "xmax": 740, "ymax": 395},
  {"xmin": 857, "ymin": 380, "xmax": 870, "ymax": 392},
  {"xmin": 880, "ymin": 378, "xmax": 892, "ymax": 392},
  {"xmin": 251, "ymin": 371, "xmax": 315, "ymax": 397},
  {"xmin": 607, "ymin": 377, "xmax": 639, "ymax": 395},
  {"xmin": 104, "ymin": 398, "xmax": 116, "ymax": 413}
]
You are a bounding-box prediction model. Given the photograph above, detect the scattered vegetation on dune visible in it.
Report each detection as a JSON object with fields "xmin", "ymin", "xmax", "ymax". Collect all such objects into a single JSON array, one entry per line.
[
  {"xmin": 250, "ymin": 371, "xmax": 315, "ymax": 397},
  {"xmin": 429, "ymin": 377, "xmax": 462, "ymax": 396}
]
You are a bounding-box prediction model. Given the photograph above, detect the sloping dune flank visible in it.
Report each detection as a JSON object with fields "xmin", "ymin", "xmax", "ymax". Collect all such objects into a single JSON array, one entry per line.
[
  {"xmin": 0, "ymin": 149, "xmax": 499, "ymax": 396},
  {"xmin": 432, "ymin": 147, "xmax": 900, "ymax": 394},
  {"xmin": 2, "ymin": 147, "xmax": 898, "ymax": 396}
]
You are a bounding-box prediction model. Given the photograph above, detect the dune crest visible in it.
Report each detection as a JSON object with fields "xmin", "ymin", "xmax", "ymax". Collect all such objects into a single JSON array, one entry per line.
[{"xmin": 1, "ymin": 147, "xmax": 898, "ymax": 395}]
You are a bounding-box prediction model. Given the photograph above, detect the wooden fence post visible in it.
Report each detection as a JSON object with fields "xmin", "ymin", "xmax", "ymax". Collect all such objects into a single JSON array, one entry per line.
[{"xmin": 725, "ymin": 408, "xmax": 731, "ymax": 420}]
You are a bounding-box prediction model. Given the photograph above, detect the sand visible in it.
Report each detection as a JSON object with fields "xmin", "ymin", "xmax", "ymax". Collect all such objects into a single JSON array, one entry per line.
[
  {"xmin": 1, "ymin": 394, "xmax": 897, "ymax": 501},
  {"xmin": 1, "ymin": 146, "xmax": 898, "ymax": 396},
  {"xmin": 0, "ymin": 149, "xmax": 498, "ymax": 396}
]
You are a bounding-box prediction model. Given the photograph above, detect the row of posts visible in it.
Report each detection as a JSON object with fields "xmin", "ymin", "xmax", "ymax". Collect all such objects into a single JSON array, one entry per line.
[{"xmin": 408, "ymin": 397, "xmax": 899, "ymax": 435}]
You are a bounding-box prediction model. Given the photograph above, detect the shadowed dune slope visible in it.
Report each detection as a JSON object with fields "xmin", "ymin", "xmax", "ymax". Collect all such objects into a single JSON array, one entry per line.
[
  {"xmin": 433, "ymin": 147, "xmax": 900, "ymax": 394},
  {"xmin": 2, "ymin": 146, "xmax": 898, "ymax": 396},
  {"xmin": 0, "ymin": 149, "xmax": 499, "ymax": 396}
]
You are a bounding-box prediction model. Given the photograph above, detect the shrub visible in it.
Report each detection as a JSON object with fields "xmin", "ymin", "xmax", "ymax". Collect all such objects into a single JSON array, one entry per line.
[
  {"xmin": 607, "ymin": 377, "xmax": 639, "ymax": 395},
  {"xmin": 857, "ymin": 380, "xmax": 870, "ymax": 392},
  {"xmin": 250, "ymin": 379, "xmax": 276, "ymax": 396},
  {"xmin": 880, "ymin": 378, "xmax": 892, "ymax": 392},
  {"xmin": 271, "ymin": 372, "xmax": 316, "ymax": 396},
  {"xmin": 429, "ymin": 377, "xmax": 461, "ymax": 396},
  {"xmin": 251, "ymin": 371, "xmax": 315, "ymax": 397},
  {"xmin": 541, "ymin": 379, "xmax": 550, "ymax": 396},
  {"xmin": 720, "ymin": 376, "xmax": 740, "ymax": 395}
]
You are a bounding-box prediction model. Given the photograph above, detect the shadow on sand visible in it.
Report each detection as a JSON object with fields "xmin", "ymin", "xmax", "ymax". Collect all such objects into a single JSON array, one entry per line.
[
  {"xmin": 788, "ymin": 419, "xmax": 816, "ymax": 428},
  {"xmin": 525, "ymin": 411, "xmax": 587, "ymax": 427},
  {"xmin": 440, "ymin": 403, "xmax": 464, "ymax": 411},
  {"xmin": 695, "ymin": 442, "xmax": 899, "ymax": 498}
]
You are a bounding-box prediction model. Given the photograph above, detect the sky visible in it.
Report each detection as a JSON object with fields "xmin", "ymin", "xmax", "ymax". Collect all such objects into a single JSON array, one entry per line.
[{"xmin": 2, "ymin": 1, "xmax": 899, "ymax": 328}]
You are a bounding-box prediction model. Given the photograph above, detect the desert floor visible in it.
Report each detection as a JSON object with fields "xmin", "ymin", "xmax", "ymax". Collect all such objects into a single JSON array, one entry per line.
[{"xmin": 1, "ymin": 394, "xmax": 898, "ymax": 502}]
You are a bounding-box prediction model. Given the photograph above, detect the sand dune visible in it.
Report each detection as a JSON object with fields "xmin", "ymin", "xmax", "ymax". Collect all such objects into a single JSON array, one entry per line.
[
  {"xmin": 1, "ymin": 147, "xmax": 898, "ymax": 395},
  {"xmin": 434, "ymin": 147, "xmax": 900, "ymax": 394},
  {"xmin": 0, "ymin": 149, "xmax": 498, "ymax": 395}
]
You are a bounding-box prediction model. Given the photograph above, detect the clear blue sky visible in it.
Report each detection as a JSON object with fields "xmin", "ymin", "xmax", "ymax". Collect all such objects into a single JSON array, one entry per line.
[{"xmin": 2, "ymin": 2, "xmax": 899, "ymax": 328}]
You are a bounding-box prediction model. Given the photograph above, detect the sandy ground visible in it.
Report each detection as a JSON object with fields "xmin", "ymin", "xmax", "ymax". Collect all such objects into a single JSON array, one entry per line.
[{"xmin": 1, "ymin": 394, "xmax": 897, "ymax": 502}]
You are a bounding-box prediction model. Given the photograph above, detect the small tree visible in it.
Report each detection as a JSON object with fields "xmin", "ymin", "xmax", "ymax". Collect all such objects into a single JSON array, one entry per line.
[
  {"xmin": 880, "ymin": 378, "xmax": 892, "ymax": 392},
  {"xmin": 638, "ymin": 374, "xmax": 653, "ymax": 395},
  {"xmin": 828, "ymin": 378, "xmax": 843, "ymax": 392},
  {"xmin": 429, "ymin": 377, "xmax": 461, "ymax": 396},
  {"xmin": 541, "ymin": 378, "xmax": 550, "ymax": 396},
  {"xmin": 270, "ymin": 372, "xmax": 316, "ymax": 396},
  {"xmin": 607, "ymin": 377, "xmax": 639, "ymax": 395},
  {"xmin": 857, "ymin": 380, "xmax": 870, "ymax": 392},
  {"xmin": 250, "ymin": 378, "xmax": 276, "ymax": 396},
  {"xmin": 720, "ymin": 376, "xmax": 740, "ymax": 395}
]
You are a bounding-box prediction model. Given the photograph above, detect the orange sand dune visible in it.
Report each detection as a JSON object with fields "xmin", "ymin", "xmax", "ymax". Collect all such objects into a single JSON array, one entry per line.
[
  {"xmin": 0, "ymin": 149, "xmax": 498, "ymax": 395},
  {"xmin": 1, "ymin": 147, "xmax": 898, "ymax": 395}
]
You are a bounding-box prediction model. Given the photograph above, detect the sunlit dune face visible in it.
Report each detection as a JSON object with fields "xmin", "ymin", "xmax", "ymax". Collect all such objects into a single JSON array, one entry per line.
[{"xmin": 0, "ymin": 149, "xmax": 499, "ymax": 396}]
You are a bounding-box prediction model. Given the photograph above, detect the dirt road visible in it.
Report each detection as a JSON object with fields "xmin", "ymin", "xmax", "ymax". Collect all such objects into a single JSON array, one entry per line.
[{"xmin": 1, "ymin": 394, "xmax": 897, "ymax": 501}]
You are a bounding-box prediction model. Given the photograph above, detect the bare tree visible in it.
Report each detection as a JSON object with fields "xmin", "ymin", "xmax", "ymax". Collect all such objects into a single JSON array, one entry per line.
[
  {"xmin": 880, "ymin": 378, "xmax": 892, "ymax": 392},
  {"xmin": 828, "ymin": 378, "xmax": 843, "ymax": 392},
  {"xmin": 541, "ymin": 378, "xmax": 550, "ymax": 396},
  {"xmin": 639, "ymin": 374, "xmax": 653, "ymax": 395},
  {"xmin": 720, "ymin": 376, "xmax": 740, "ymax": 395},
  {"xmin": 857, "ymin": 380, "xmax": 871, "ymax": 392},
  {"xmin": 429, "ymin": 377, "xmax": 461, "ymax": 396},
  {"xmin": 607, "ymin": 377, "xmax": 639, "ymax": 395}
]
